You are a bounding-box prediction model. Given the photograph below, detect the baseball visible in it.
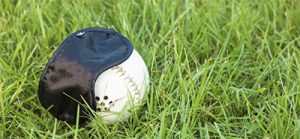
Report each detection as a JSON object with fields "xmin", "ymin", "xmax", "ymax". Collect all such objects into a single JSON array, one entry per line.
[
  {"xmin": 94, "ymin": 49, "xmax": 149, "ymax": 124},
  {"xmin": 38, "ymin": 27, "xmax": 148, "ymax": 124}
]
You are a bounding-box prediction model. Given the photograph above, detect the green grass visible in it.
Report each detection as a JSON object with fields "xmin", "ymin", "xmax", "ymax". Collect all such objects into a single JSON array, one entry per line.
[{"xmin": 1, "ymin": 0, "xmax": 300, "ymax": 138}]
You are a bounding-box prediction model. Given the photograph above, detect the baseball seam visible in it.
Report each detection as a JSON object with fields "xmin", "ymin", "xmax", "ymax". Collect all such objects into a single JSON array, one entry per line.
[
  {"xmin": 111, "ymin": 65, "xmax": 141, "ymax": 99},
  {"xmin": 95, "ymin": 65, "xmax": 141, "ymax": 112}
]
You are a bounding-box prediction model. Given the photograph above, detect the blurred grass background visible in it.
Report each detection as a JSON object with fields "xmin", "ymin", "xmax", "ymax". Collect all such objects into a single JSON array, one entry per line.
[{"xmin": 0, "ymin": 0, "xmax": 300, "ymax": 138}]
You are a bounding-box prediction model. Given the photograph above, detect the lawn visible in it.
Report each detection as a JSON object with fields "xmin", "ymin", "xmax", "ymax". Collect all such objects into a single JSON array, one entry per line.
[{"xmin": 1, "ymin": 0, "xmax": 300, "ymax": 138}]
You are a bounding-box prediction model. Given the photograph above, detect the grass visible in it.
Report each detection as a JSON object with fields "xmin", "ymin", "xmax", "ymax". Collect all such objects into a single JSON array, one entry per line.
[{"xmin": 1, "ymin": 0, "xmax": 300, "ymax": 138}]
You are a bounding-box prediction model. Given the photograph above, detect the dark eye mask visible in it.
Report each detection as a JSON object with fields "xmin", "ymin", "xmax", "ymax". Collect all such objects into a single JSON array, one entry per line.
[{"xmin": 38, "ymin": 27, "xmax": 133, "ymax": 124}]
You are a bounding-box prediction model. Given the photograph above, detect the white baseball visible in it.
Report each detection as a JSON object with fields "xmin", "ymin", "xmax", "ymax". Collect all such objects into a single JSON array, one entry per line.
[{"xmin": 94, "ymin": 49, "xmax": 149, "ymax": 124}]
